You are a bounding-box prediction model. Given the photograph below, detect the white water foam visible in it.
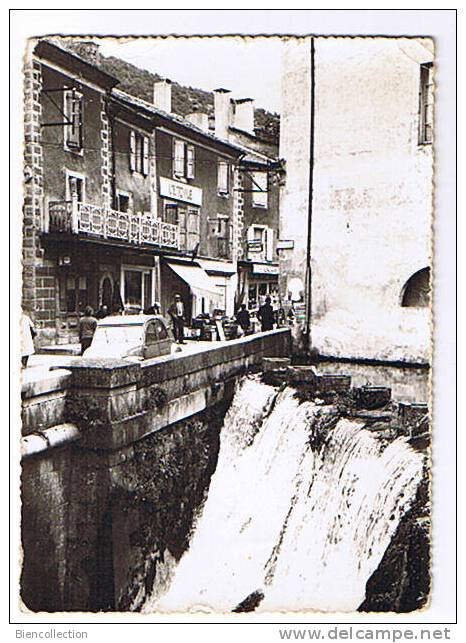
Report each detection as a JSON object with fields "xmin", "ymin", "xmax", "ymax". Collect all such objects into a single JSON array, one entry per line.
[{"xmin": 146, "ymin": 376, "xmax": 424, "ymax": 613}]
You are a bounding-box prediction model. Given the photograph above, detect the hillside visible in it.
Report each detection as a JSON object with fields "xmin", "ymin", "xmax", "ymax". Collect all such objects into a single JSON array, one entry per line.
[{"xmin": 64, "ymin": 40, "xmax": 280, "ymax": 143}]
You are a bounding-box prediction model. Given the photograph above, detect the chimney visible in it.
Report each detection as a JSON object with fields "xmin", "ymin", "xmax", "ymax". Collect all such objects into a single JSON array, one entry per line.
[
  {"xmin": 153, "ymin": 79, "xmax": 172, "ymax": 113},
  {"xmin": 186, "ymin": 111, "xmax": 209, "ymax": 132},
  {"xmin": 234, "ymin": 98, "xmax": 255, "ymax": 135},
  {"xmin": 214, "ymin": 88, "xmax": 233, "ymax": 139}
]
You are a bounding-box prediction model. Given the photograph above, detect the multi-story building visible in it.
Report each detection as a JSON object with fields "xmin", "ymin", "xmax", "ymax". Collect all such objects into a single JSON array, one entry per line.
[
  {"xmin": 279, "ymin": 38, "xmax": 433, "ymax": 363},
  {"xmin": 211, "ymin": 89, "xmax": 283, "ymax": 312},
  {"xmin": 23, "ymin": 40, "xmax": 244, "ymax": 347}
]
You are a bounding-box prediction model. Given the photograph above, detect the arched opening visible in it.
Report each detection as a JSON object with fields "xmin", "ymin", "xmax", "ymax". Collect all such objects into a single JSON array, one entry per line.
[
  {"xmin": 100, "ymin": 275, "xmax": 114, "ymax": 311},
  {"xmin": 401, "ymin": 267, "xmax": 430, "ymax": 308}
]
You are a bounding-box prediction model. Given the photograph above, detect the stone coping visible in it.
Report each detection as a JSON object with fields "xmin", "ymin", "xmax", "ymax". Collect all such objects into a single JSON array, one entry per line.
[
  {"xmin": 57, "ymin": 329, "xmax": 291, "ymax": 389},
  {"xmin": 21, "ymin": 368, "xmax": 72, "ymax": 400}
]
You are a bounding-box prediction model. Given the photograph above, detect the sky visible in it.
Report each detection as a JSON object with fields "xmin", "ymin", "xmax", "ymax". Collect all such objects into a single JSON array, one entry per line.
[{"xmin": 98, "ymin": 37, "xmax": 285, "ymax": 114}]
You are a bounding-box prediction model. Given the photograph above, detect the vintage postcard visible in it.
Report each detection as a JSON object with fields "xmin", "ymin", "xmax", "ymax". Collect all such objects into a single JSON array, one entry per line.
[{"xmin": 19, "ymin": 30, "xmax": 436, "ymax": 616}]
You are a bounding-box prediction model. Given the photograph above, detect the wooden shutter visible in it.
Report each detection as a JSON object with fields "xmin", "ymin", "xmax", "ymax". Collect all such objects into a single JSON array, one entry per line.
[
  {"xmin": 186, "ymin": 145, "xmax": 195, "ymax": 179},
  {"xmin": 142, "ymin": 136, "xmax": 150, "ymax": 175},
  {"xmin": 218, "ymin": 161, "xmax": 229, "ymax": 194},
  {"xmin": 64, "ymin": 90, "xmax": 82, "ymax": 149},
  {"xmin": 174, "ymin": 140, "xmax": 185, "ymax": 177},
  {"xmin": 130, "ymin": 130, "xmax": 136, "ymax": 171},
  {"xmin": 187, "ymin": 208, "xmax": 200, "ymax": 250}
]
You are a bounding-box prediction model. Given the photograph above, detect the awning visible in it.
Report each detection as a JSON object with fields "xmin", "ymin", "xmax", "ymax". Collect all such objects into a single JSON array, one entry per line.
[
  {"xmin": 166, "ymin": 261, "xmax": 223, "ymax": 305},
  {"xmin": 197, "ymin": 258, "xmax": 237, "ymax": 276}
]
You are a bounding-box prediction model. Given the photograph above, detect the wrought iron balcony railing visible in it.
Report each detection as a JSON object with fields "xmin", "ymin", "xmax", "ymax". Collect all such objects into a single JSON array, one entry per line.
[{"xmin": 46, "ymin": 201, "xmax": 179, "ymax": 250}]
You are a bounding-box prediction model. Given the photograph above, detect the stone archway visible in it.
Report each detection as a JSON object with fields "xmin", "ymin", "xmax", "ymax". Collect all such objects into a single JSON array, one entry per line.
[
  {"xmin": 400, "ymin": 267, "xmax": 430, "ymax": 308},
  {"xmin": 99, "ymin": 273, "xmax": 114, "ymax": 311}
]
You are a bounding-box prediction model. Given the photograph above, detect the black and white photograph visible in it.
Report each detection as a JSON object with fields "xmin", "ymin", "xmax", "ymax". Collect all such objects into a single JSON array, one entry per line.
[{"xmin": 10, "ymin": 8, "xmax": 456, "ymax": 626}]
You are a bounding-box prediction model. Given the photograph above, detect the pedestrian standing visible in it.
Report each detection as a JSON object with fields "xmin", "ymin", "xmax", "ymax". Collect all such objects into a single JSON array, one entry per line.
[
  {"xmin": 167, "ymin": 294, "xmax": 186, "ymax": 344},
  {"xmin": 79, "ymin": 306, "xmax": 98, "ymax": 355},
  {"xmin": 257, "ymin": 296, "xmax": 275, "ymax": 332},
  {"xmin": 21, "ymin": 311, "xmax": 36, "ymax": 368},
  {"xmin": 236, "ymin": 304, "xmax": 251, "ymax": 334}
]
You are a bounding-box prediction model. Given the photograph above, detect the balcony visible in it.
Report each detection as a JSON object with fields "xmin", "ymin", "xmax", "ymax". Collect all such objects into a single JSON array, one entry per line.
[{"xmin": 46, "ymin": 201, "xmax": 179, "ymax": 250}]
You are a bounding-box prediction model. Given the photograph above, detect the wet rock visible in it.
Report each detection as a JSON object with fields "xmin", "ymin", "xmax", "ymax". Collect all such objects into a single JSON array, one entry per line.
[
  {"xmin": 359, "ymin": 472, "xmax": 430, "ymax": 613},
  {"xmin": 354, "ymin": 386, "xmax": 392, "ymax": 410}
]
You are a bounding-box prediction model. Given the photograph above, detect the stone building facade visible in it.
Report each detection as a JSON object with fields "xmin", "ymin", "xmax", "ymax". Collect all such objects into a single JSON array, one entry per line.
[
  {"xmin": 212, "ymin": 89, "xmax": 283, "ymax": 313},
  {"xmin": 23, "ymin": 40, "xmax": 244, "ymax": 346},
  {"xmin": 279, "ymin": 37, "xmax": 433, "ymax": 363}
]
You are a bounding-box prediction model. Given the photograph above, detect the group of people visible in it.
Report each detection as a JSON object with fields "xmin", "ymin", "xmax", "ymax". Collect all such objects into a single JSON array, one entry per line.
[
  {"xmin": 20, "ymin": 292, "xmax": 278, "ymax": 367},
  {"xmin": 235, "ymin": 296, "xmax": 276, "ymax": 334}
]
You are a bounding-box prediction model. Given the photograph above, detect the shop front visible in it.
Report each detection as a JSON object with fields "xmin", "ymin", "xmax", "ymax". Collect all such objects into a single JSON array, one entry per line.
[
  {"xmin": 160, "ymin": 258, "xmax": 223, "ymax": 323},
  {"xmin": 45, "ymin": 240, "xmax": 161, "ymax": 345},
  {"xmin": 238, "ymin": 261, "xmax": 280, "ymax": 313}
]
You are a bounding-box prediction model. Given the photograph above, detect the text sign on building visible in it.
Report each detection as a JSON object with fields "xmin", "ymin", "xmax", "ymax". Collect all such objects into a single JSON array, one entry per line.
[
  {"xmin": 276, "ymin": 240, "xmax": 295, "ymax": 251},
  {"xmin": 159, "ymin": 177, "xmax": 202, "ymax": 206},
  {"xmin": 252, "ymin": 263, "xmax": 279, "ymax": 275},
  {"xmin": 247, "ymin": 239, "xmax": 263, "ymax": 253}
]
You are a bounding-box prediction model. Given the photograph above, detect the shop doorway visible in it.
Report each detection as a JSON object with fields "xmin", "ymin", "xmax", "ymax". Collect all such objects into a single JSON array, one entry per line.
[{"xmin": 101, "ymin": 276, "xmax": 113, "ymax": 311}]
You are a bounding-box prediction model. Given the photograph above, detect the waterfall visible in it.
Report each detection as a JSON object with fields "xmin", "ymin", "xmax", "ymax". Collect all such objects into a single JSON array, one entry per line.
[{"xmin": 144, "ymin": 375, "xmax": 425, "ymax": 613}]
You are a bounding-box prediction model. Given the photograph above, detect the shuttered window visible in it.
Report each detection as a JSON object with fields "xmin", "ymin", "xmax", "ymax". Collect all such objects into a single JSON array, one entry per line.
[
  {"xmin": 143, "ymin": 136, "xmax": 150, "ymax": 175},
  {"xmin": 173, "ymin": 140, "xmax": 196, "ymax": 179},
  {"xmin": 130, "ymin": 130, "xmax": 150, "ymax": 175},
  {"xmin": 64, "ymin": 89, "xmax": 83, "ymax": 151},
  {"xmin": 186, "ymin": 145, "xmax": 195, "ymax": 179},
  {"xmin": 174, "ymin": 140, "xmax": 186, "ymax": 177},
  {"xmin": 218, "ymin": 161, "xmax": 229, "ymax": 195}
]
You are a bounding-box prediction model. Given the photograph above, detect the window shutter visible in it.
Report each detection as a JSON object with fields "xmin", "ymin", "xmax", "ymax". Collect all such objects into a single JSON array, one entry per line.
[
  {"xmin": 76, "ymin": 94, "xmax": 83, "ymax": 147},
  {"xmin": 130, "ymin": 130, "xmax": 136, "ymax": 171},
  {"xmin": 266, "ymin": 227, "xmax": 274, "ymax": 261},
  {"xmin": 218, "ymin": 161, "xmax": 229, "ymax": 194},
  {"xmin": 174, "ymin": 140, "xmax": 185, "ymax": 177},
  {"xmin": 186, "ymin": 145, "xmax": 195, "ymax": 179},
  {"xmin": 64, "ymin": 90, "xmax": 82, "ymax": 149},
  {"xmin": 142, "ymin": 136, "xmax": 150, "ymax": 175}
]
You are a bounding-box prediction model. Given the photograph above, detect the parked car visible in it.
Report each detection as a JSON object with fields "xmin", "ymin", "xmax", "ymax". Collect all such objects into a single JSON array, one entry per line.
[{"xmin": 83, "ymin": 314, "xmax": 174, "ymax": 361}]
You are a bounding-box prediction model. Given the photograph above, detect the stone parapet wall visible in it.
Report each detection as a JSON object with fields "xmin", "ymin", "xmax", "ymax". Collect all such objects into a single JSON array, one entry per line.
[
  {"xmin": 21, "ymin": 329, "xmax": 291, "ymax": 442},
  {"xmin": 20, "ymin": 329, "xmax": 290, "ymax": 612}
]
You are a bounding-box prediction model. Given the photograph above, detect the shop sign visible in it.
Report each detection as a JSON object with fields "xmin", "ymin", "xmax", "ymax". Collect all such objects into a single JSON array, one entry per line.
[
  {"xmin": 247, "ymin": 239, "xmax": 263, "ymax": 253},
  {"xmin": 252, "ymin": 263, "xmax": 279, "ymax": 275},
  {"xmin": 293, "ymin": 301, "xmax": 307, "ymax": 324},
  {"xmin": 277, "ymin": 239, "xmax": 295, "ymax": 251},
  {"xmin": 159, "ymin": 177, "xmax": 202, "ymax": 206}
]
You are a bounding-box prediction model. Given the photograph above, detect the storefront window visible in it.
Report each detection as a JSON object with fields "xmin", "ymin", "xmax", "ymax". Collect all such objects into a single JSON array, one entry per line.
[
  {"xmin": 124, "ymin": 271, "xmax": 142, "ymax": 307},
  {"xmin": 122, "ymin": 268, "xmax": 152, "ymax": 312}
]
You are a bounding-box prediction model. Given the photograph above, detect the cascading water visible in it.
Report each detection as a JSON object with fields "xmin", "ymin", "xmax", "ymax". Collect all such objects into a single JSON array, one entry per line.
[{"xmin": 143, "ymin": 375, "xmax": 426, "ymax": 613}]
